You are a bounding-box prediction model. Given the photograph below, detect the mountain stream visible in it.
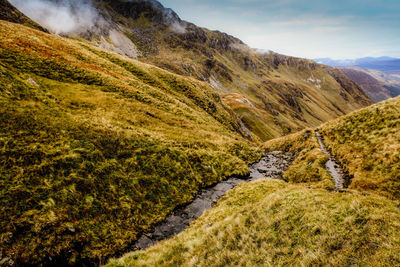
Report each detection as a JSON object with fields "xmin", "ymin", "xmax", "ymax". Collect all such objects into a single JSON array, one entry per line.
[{"xmin": 132, "ymin": 151, "xmax": 294, "ymax": 250}]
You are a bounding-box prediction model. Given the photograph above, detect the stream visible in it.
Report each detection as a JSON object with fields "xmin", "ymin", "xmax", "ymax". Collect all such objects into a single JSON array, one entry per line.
[
  {"xmin": 130, "ymin": 132, "xmax": 349, "ymax": 252},
  {"xmin": 315, "ymin": 131, "xmax": 347, "ymax": 190},
  {"xmin": 132, "ymin": 151, "xmax": 294, "ymax": 250}
]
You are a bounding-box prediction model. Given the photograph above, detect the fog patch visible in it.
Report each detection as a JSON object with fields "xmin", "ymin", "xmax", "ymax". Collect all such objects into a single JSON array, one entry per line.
[
  {"xmin": 9, "ymin": 0, "xmax": 100, "ymax": 34},
  {"xmin": 230, "ymin": 42, "xmax": 273, "ymax": 55}
]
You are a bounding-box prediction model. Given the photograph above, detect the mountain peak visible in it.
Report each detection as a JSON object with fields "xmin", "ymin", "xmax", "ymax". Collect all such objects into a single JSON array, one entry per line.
[{"xmin": 95, "ymin": 0, "xmax": 181, "ymax": 26}]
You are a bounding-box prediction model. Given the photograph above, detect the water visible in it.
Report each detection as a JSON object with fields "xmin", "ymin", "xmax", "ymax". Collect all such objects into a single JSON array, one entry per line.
[{"xmin": 133, "ymin": 151, "xmax": 294, "ymax": 250}]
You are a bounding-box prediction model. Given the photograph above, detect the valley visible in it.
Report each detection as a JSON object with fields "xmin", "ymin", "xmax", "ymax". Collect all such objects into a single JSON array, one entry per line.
[
  {"xmin": 0, "ymin": 0, "xmax": 399, "ymax": 266},
  {"xmin": 109, "ymin": 95, "xmax": 400, "ymax": 267}
]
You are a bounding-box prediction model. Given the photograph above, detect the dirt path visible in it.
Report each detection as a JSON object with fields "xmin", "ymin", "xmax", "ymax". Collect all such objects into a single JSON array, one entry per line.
[
  {"xmin": 133, "ymin": 151, "xmax": 294, "ymax": 250},
  {"xmin": 315, "ymin": 131, "xmax": 347, "ymax": 190}
]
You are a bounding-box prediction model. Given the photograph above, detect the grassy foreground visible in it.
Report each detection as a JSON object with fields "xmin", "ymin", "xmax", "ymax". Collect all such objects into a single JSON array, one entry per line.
[
  {"xmin": 0, "ymin": 21, "xmax": 260, "ymax": 264},
  {"xmin": 108, "ymin": 180, "xmax": 400, "ymax": 267}
]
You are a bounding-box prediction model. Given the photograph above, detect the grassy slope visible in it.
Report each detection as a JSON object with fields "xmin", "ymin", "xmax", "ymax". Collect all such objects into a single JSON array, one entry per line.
[
  {"xmin": 265, "ymin": 96, "xmax": 400, "ymax": 200},
  {"xmin": 0, "ymin": 21, "xmax": 261, "ymax": 264},
  {"xmin": 320, "ymin": 96, "xmax": 400, "ymax": 199},
  {"xmin": 109, "ymin": 95, "xmax": 400, "ymax": 267},
  {"xmin": 108, "ymin": 180, "xmax": 400, "ymax": 267},
  {"xmin": 148, "ymin": 32, "xmax": 373, "ymax": 141},
  {"xmin": 87, "ymin": 0, "xmax": 373, "ymax": 141}
]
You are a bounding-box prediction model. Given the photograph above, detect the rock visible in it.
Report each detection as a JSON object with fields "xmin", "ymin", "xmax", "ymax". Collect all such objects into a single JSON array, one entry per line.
[
  {"xmin": 26, "ymin": 78, "xmax": 39, "ymax": 87},
  {"xmin": 136, "ymin": 235, "xmax": 155, "ymax": 249}
]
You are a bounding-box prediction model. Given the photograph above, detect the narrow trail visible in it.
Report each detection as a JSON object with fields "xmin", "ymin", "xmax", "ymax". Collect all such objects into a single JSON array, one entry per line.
[
  {"xmin": 133, "ymin": 151, "xmax": 294, "ymax": 250},
  {"xmin": 315, "ymin": 131, "xmax": 347, "ymax": 190}
]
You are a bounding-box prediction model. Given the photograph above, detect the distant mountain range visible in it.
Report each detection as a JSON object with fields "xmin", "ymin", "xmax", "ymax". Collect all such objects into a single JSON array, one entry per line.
[
  {"xmin": 315, "ymin": 57, "xmax": 400, "ymax": 74},
  {"xmin": 315, "ymin": 57, "xmax": 400, "ymax": 102}
]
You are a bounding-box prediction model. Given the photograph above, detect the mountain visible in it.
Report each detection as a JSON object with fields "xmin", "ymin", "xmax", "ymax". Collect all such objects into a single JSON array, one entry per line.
[
  {"xmin": 315, "ymin": 57, "xmax": 400, "ymax": 74},
  {"xmin": 316, "ymin": 57, "xmax": 400, "ymax": 102},
  {"xmin": 109, "ymin": 95, "xmax": 400, "ymax": 266},
  {"xmin": 339, "ymin": 67, "xmax": 400, "ymax": 102},
  {"xmin": 8, "ymin": 0, "xmax": 372, "ymax": 141},
  {"xmin": 0, "ymin": 0, "xmax": 376, "ymax": 265}
]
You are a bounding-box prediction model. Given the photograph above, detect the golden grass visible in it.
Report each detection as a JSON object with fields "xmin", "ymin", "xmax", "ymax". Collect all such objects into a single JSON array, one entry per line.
[
  {"xmin": 108, "ymin": 180, "xmax": 400, "ymax": 267},
  {"xmin": 263, "ymin": 96, "xmax": 400, "ymax": 197},
  {"xmin": 138, "ymin": 22, "xmax": 372, "ymax": 141},
  {"xmin": 320, "ymin": 96, "xmax": 400, "ymax": 199}
]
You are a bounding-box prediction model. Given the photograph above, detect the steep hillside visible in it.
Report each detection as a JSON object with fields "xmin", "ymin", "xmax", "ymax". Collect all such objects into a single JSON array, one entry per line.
[
  {"xmin": 0, "ymin": 0, "xmax": 47, "ymax": 32},
  {"xmin": 0, "ymin": 20, "xmax": 261, "ymax": 265},
  {"xmin": 89, "ymin": 0, "xmax": 372, "ymax": 141},
  {"xmin": 339, "ymin": 67, "xmax": 400, "ymax": 102},
  {"xmin": 319, "ymin": 96, "xmax": 400, "ymax": 199},
  {"xmin": 8, "ymin": 0, "xmax": 372, "ymax": 140},
  {"xmin": 108, "ymin": 180, "xmax": 400, "ymax": 267}
]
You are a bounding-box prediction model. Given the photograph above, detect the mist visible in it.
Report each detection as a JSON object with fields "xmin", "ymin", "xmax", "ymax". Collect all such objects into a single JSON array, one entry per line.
[{"xmin": 9, "ymin": 0, "xmax": 100, "ymax": 34}]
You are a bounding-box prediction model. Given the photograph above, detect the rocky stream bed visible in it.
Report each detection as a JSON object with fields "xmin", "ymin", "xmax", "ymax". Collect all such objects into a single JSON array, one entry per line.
[{"xmin": 133, "ymin": 151, "xmax": 294, "ymax": 250}]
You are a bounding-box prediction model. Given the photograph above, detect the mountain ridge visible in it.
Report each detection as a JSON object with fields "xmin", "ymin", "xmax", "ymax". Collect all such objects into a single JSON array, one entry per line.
[
  {"xmin": 7, "ymin": 0, "xmax": 372, "ymax": 141},
  {"xmin": 0, "ymin": 0, "xmax": 48, "ymax": 32}
]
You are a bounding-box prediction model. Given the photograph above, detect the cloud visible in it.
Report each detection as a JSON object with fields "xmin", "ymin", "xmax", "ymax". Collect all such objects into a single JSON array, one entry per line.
[{"xmin": 9, "ymin": 0, "xmax": 101, "ymax": 34}]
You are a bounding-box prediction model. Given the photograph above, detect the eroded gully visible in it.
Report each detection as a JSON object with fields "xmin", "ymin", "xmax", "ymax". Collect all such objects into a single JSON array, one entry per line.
[{"xmin": 133, "ymin": 151, "xmax": 294, "ymax": 250}]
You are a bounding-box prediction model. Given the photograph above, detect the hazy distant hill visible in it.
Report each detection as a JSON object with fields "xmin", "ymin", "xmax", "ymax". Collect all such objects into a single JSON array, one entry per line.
[
  {"xmin": 316, "ymin": 57, "xmax": 400, "ymax": 74},
  {"xmin": 316, "ymin": 57, "xmax": 400, "ymax": 102},
  {"xmin": 339, "ymin": 67, "xmax": 400, "ymax": 102}
]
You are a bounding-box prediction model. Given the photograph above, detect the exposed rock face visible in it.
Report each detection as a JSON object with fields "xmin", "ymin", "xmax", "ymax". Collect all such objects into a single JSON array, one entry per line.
[
  {"xmin": 96, "ymin": 29, "xmax": 141, "ymax": 59},
  {"xmin": 97, "ymin": 0, "xmax": 181, "ymax": 26},
  {"xmin": 0, "ymin": 0, "xmax": 48, "ymax": 32}
]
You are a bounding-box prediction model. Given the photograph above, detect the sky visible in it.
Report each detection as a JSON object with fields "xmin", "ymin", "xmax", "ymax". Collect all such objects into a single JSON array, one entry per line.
[{"xmin": 158, "ymin": 0, "xmax": 400, "ymax": 60}]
